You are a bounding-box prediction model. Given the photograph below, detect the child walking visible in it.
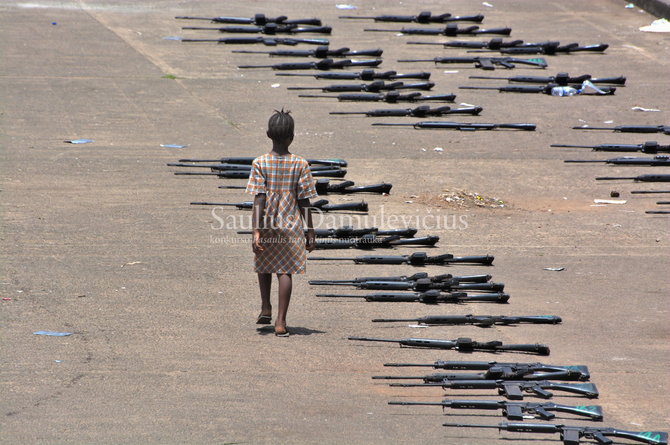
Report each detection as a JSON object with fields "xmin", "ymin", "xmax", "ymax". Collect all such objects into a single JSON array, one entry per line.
[{"xmin": 245, "ymin": 109, "xmax": 317, "ymax": 337}]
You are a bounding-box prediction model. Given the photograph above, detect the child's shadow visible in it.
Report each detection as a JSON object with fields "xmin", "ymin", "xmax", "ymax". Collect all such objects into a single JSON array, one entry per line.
[{"xmin": 256, "ymin": 326, "xmax": 326, "ymax": 336}]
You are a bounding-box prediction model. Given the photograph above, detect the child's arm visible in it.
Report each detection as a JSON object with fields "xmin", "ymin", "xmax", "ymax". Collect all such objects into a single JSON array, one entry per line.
[
  {"xmin": 252, "ymin": 193, "xmax": 266, "ymax": 253},
  {"xmin": 297, "ymin": 198, "xmax": 315, "ymax": 252}
]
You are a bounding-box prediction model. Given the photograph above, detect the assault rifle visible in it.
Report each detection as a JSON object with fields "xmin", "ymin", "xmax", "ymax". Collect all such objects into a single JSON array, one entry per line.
[
  {"xmin": 365, "ymin": 25, "xmax": 512, "ymax": 36},
  {"xmin": 372, "ymin": 314, "xmax": 559, "ymax": 326},
  {"xmin": 596, "ymin": 174, "xmax": 670, "ymax": 182},
  {"xmin": 238, "ymin": 58, "xmax": 382, "ymax": 70},
  {"xmin": 174, "ymin": 168, "xmax": 346, "ymax": 178},
  {"xmin": 398, "ymin": 56, "xmax": 547, "ymax": 70},
  {"xmin": 315, "ymin": 235, "xmax": 438, "ymax": 249},
  {"xmin": 349, "ymin": 336, "xmax": 549, "ymax": 355},
  {"xmin": 191, "ymin": 199, "xmax": 368, "ymax": 212},
  {"xmin": 313, "ymin": 277, "xmax": 503, "ymax": 292},
  {"xmin": 181, "ymin": 24, "xmax": 332, "ymax": 34},
  {"xmin": 315, "ymin": 235, "xmax": 440, "ymax": 250},
  {"xmin": 383, "ymin": 360, "xmax": 590, "ymax": 381},
  {"xmin": 442, "ymin": 422, "xmax": 667, "ymax": 445},
  {"xmin": 339, "ymin": 11, "xmax": 484, "ymax": 23},
  {"xmin": 287, "ymin": 80, "xmax": 435, "ymax": 92},
  {"xmin": 573, "ymin": 125, "xmax": 670, "ymax": 135},
  {"xmin": 551, "ymin": 141, "xmax": 668, "ymax": 153},
  {"xmin": 175, "ymin": 14, "xmax": 321, "ymax": 26},
  {"xmin": 316, "ymin": 290, "xmax": 508, "ymax": 304},
  {"xmin": 177, "ymin": 156, "xmax": 347, "ymax": 167},
  {"xmin": 310, "ymin": 272, "xmax": 492, "ymax": 285},
  {"xmin": 565, "ymin": 156, "xmax": 670, "ymax": 167},
  {"xmin": 460, "ymin": 84, "xmax": 615, "ymax": 95},
  {"xmin": 180, "ymin": 37, "xmax": 329, "ymax": 46},
  {"xmin": 392, "ymin": 379, "xmax": 598, "ymax": 399},
  {"xmin": 309, "ymin": 251, "xmax": 494, "ymax": 265},
  {"xmin": 168, "ymin": 162, "xmax": 340, "ymax": 172},
  {"xmin": 276, "ymin": 70, "xmax": 431, "ymax": 80},
  {"xmin": 468, "ymin": 43, "xmax": 609, "ymax": 55},
  {"xmin": 408, "ymin": 38, "xmax": 525, "ymax": 49},
  {"xmin": 299, "ymin": 91, "xmax": 456, "ymax": 102},
  {"xmin": 330, "ymin": 105, "xmax": 482, "ymax": 117},
  {"xmin": 471, "ymin": 73, "xmax": 626, "ymax": 85},
  {"xmin": 218, "ymin": 179, "xmax": 391, "ymax": 195},
  {"xmin": 372, "ymin": 121, "xmax": 536, "ymax": 131},
  {"xmin": 239, "ymin": 226, "xmax": 380, "ymax": 238},
  {"xmin": 231, "ymin": 46, "xmax": 382, "ymax": 58},
  {"xmin": 632, "ymin": 190, "xmax": 670, "ymax": 194},
  {"xmin": 391, "ymin": 399, "xmax": 603, "ymax": 421}
]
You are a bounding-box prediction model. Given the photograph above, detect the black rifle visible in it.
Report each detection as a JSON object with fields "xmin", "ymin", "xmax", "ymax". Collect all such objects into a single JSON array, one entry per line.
[
  {"xmin": 398, "ymin": 56, "xmax": 547, "ymax": 70},
  {"xmin": 174, "ymin": 168, "xmax": 346, "ymax": 178},
  {"xmin": 309, "ymin": 251, "xmax": 494, "ymax": 265},
  {"xmin": 288, "ymin": 80, "xmax": 435, "ymax": 92},
  {"xmin": 470, "ymin": 73, "xmax": 626, "ymax": 85},
  {"xmin": 365, "ymin": 25, "xmax": 512, "ymax": 36},
  {"xmin": 468, "ymin": 43, "xmax": 609, "ymax": 55},
  {"xmin": 316, "ymin": 290, "xmax": 509, "ymax": 304},
  {"xmin": 392, "ymin": 379, "xmax": 598, "ymax": 399},
  {"xmin": 460, "ymin": 84, "xmax": 616, "ymax": 95},
  {"xmin": 231, "ymin": 46, "xmax": 382, "ymax": 58},
  {"xmin": 167, "ymin": 162, "xmax": 339, "ymax": 172},
  {"xmin": 339, "ymin": 11, "xmax": 484, "ymax": 23},
  {"xmin": 218, "ymin": 179, "xmax": 391, "ymax": 195},
  {"xmin": 239, "ymin": 226, "xmax": 379, "ymax": 238},
  {"xmin": 383, "ymin": 360, "xmax": 590, "ymax": 381},
  {"xmin": 315, "ymin": 277, "xmax": 503, "ymax": 292},
  {"xmin": 596, "ymin": 174, "xmax": 670, "ymax": 182},
  {"xmin": 373, "ymin": 121, "xmax": 536, "ymax": 131},
  {"xmin": 391, "ymin": 399, "xmax": 603, "ymax": 421},
  {"xmin": 408, "ymin": 38, "xmax": 525, "ymax": 49},
  {"xmin": 349, "ymin": 336, "xmax": 549, "ymax": 355},
  {"xmin": 551, "ymin": 141, "xmax": 669, "ymax": 153},
  {"xmin": 315, "ymin": 235, "xmax": 440, "ymax": 250},
  {"xmin": 191, "ymin": 199, "xmax": 368, "ymax": 212},
  {"xmin": 276, "ymin": 69, "xmax": 431, "ymax": 80},
  {"xmin": 299, "ymin": 91, "xmax": 456, "ymax": 102},
  {"xmin": 565, "ymin": 156, "xmax": 670, "ymax": 166},
  {"xmin": 573, "ymin": 125, "xmax": 670, "ymax": 135},
  {"xmin": 372, "ymin": 314, "xmax": 559, "ymax": 327},
  {"xmin": 442, "ymin": 422, "xmax": 667, "ymax": 445},
  {"xmin": 330, "ymin": 105, "xmax": 482, "ymax": 117},
  {"xmin": 378, "ymin": 367, "xmax": 587, "ymax": 383},
  {"xmin": 309, "ymin": 272, "xmax": 492, "ymax": 285},
  {"xmin": 178, "ymin": 157, "xmax": 347, "ymax": 167},
  {"xmin": 182, "ymin": 24, "xmax": 332, "ymax": 34},
  {"xmin": 175, "ymin": 14, "xmax": 322, "ymax": 26},
  {"xmin": 181, "ymin": 37, "xmax": 329, "ymax": 46},
  {"xmin": 238, "ymin": 58, "xmax": 382, "ymax": 70}
]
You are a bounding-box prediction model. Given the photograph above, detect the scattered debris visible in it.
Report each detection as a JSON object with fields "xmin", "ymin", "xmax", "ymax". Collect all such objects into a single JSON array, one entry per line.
[
  {"xmin": 160, "ymin": 144, "xmax": 187, "ymax": 149},
  {"xmin": 64, "ymin": 139, "xmax": 93, "ymax": 144},
  {"xmin": 632, "ymin": 106, "xmax": 660, "ymax": 112},
  {"xmin": 433, "ymin": 147, "xmax": 443, "ymax": 152},
  {"xmin": 271, "ymin": 83, "xmax": 281, "ymax": 88},
  {"xmin": 33, "ymin": 331, "xmax": 72, "ymax": 336},
  {"xmin": 639, "ymin": 18, "xmax": 670, "ymax": 32},
  {"xmin": 336, "ymin": 4, "xmax": 356, "ymax": 9},
  {"xmin": 482, "ymin": 2, "xmax": 494, "ymax": 7},
  {"xmin": 411, "ymin": 189, "xmax": 506, "ymax": 209},
  {"xmin": 594, "ymin": 199, "xmax": 627, "ymax": 204},
  {"xmin": 121, "ymin": 261, "xmax": 143, "ymax": 267},
  {"xmin": 543, "ymin": 267, "xmax": 565, "ymax": 271},
  {"xmin": 163, "ymin": 36, "xmax": 182, "ymax": 40}
]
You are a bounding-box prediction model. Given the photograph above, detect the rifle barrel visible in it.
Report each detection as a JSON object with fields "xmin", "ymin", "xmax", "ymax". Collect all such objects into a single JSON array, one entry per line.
[
  {"xmin": 371, "ymin": 318, "xmax": 418, "ymax": 322},
  {"xmin": 550, "ymin": 144, "xmax": 596, "ymax": 148},
  {"xmin": 443, "ymin": 423, "xmax": 500, "ymax": 428},
  {"xmin": 309, "ymin": 257, "xmax": 355, "ymax": 260},
  {"xmin": 348, "ymin": 336, "xmax": 398, "ymax": 343},
  {"xmin": 563, "ymin": 160, "xmax": 606, "ymax": 163}
]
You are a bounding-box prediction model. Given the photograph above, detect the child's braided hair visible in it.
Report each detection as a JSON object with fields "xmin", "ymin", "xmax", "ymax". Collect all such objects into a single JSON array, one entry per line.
[{"xmin": 267, "ymin": 108, "xmax": 294, "ymax": 141}]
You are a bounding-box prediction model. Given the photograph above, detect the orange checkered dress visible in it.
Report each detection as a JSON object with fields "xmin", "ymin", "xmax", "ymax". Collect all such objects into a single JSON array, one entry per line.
[{"xmin": 245, "ymin": 153, "xmax": 318, "ymax": 274}]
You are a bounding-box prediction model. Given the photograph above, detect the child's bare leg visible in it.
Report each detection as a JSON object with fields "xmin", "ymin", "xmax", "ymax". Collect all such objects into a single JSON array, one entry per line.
[
  {"xmin": 257, "ymin": 273, "xmax": 272, "ymax": 317},
  {"xmin": 275, "ymin": 273, "xmax": 292, "ymax": 330}
]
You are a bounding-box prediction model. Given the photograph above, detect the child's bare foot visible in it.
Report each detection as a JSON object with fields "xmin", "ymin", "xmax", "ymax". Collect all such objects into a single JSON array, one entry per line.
[{"xmin": 274, "ymin": 322, "xmax": 289, "ymax": 337}]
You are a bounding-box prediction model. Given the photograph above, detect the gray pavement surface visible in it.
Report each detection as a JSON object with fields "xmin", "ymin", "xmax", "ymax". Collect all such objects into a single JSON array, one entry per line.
[{"xmin": 1, "ymin": 1, "xmax": 669, "ymax": 444}]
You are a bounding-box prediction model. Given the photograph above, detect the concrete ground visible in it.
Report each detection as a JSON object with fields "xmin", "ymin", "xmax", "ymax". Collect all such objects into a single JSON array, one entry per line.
[{"xmin": 1, "ymin": 0, "xmax": 668, "ymax": 444}]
